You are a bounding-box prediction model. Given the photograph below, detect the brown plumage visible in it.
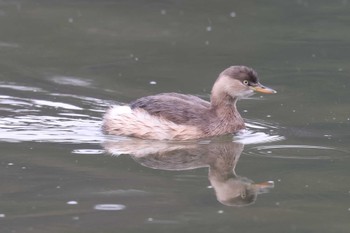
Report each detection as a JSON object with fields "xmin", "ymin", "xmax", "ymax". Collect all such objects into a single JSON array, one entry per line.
[{"xmin": 102, "ymin": 65, "xmax": 276, "ymax": 140}]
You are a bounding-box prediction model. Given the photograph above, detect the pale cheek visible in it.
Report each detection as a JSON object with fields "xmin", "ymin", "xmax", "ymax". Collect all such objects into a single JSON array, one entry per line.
[
  {"xmin": 237, "ymin": 89, "xmax": 254, "ymax": 98},
  {"xmin": 224, "ymin": 80, "xmax": 253, "ymax": 99}
]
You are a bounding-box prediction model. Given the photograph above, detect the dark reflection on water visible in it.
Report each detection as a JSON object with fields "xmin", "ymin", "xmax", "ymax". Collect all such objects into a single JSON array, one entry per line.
[{"xmin": 104, "ymin": 140, "xmax": 274, "ymax": 207}]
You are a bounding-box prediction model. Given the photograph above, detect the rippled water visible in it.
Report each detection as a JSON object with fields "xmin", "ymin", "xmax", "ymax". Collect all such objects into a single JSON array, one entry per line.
[
  {"xmin": 0, "ymin": 79, "xmax": 105, "ymax": 143},
  {"xmin": 1, "ymin": 1, "xmax": 350, "ymax": 233}
]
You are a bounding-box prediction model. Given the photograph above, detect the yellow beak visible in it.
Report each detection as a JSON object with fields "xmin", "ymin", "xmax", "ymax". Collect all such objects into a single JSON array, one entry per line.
[
  {"xmin": 251, "ymin": 83, "xmax": 277, "ymax": 94},
  {"xmin": 253, "ymin": 181, "xmax": 275, "ymax": 193}
]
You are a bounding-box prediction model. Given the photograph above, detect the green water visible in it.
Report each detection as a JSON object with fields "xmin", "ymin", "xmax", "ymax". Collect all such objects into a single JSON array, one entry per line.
[{"xmin": 0, "ymin": 1, "xmax": 349, "ymax": 232}]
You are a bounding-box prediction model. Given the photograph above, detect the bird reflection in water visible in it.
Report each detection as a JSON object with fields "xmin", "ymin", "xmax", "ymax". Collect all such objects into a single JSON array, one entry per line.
[{"xmin": 103, "ymin": 138, "xmax": 274, "ymax": 207}]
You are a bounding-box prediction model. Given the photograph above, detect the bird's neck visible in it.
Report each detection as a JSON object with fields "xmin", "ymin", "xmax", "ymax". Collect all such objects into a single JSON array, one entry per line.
[
  {"xmin": 210, "ymin": 94, "xmax": 239, "ymax": 118},
  {"xmin": 209, "ymin": 93, "xmax": 245, "ymax": 133}
]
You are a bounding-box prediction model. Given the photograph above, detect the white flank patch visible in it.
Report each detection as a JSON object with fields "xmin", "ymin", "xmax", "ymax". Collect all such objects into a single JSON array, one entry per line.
[
  {"xmin": 103, "ymin": 105, "xmax": 200, "ymax": 140},
  {"xmin": 110, "ymin": 105, "xmax": 132, "ymax": 115}
]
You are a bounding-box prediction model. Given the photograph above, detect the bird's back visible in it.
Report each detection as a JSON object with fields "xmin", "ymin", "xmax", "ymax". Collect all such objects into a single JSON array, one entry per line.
[{"xmin": 130, "ymin": 93, "xmax": 211, "ymax": 125}]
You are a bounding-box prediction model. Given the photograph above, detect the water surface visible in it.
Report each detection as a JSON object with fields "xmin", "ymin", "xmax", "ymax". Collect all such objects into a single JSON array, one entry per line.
[{"xmin": 0, "ymin": 1, "xmax": 350, "ymax": 233}]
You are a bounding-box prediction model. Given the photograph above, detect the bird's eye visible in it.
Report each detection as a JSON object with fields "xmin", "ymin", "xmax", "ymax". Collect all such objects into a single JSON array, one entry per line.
[
  {"xmin": 243, "ymin": 80, "xmax": 249, "ymax": 85},
  {"xmin": 241, "ymin": 191, "xmax": 247, "ymax": 199}
]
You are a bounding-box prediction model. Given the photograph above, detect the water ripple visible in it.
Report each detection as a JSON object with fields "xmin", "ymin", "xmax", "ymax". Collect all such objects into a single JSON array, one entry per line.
[
  {"xmin": 0, "ymin": 81, "xmax": 107, "ymax": 144},
  {"xmin": 246, "ymin": 144, "xmax": 349, "ymax": 160},
  {"xmin": 0, "ymin": 115, "xmax": 103, "ymax": 143},
  {"xmin": 235, "ymin": 119, "xmax": 285, "ymax": 145},
  {"xmin": 0, "ymin": 83, "xmax": 44, "ymax": 92},
  {"xmin": 72, "ymin": 149, "xmax": 105, "ymax": 154},
  {"xmin": 94, "ymin": 204, "xmax": 126, "ymax": 211},
  {"xmin": 50, "ymin": 75, "xmax": 92, "ymax": 87},
  {"xmin": 32, "ymin": 99, "xmax": 83, "ymax": 110},
  {"xmin": 235, "ymin": 130, "xmax": 285, "ymax": 145}
]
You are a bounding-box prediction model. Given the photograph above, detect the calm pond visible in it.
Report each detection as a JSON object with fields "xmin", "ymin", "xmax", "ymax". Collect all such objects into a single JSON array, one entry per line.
[{"xmin": 0, "ymin": 1, "xmax": 349, "ymax": 233}]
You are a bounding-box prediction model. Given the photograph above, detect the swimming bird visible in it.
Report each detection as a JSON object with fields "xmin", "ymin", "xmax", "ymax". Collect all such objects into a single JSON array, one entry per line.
[{"xmin": 102, "ymin": 66, "xmax": 276, "ymax": 140}]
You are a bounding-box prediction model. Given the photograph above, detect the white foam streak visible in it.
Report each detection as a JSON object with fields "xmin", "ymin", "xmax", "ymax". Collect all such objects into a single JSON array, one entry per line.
[{"xmin": 32, "ymin": 99, "xmax": 83, "ymax": 110}]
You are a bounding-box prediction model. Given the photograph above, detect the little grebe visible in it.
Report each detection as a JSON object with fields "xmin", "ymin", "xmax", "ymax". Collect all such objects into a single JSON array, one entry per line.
[{"xmin": 102, "ymin": 66, "xmax": 276, "ymax": 140}]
